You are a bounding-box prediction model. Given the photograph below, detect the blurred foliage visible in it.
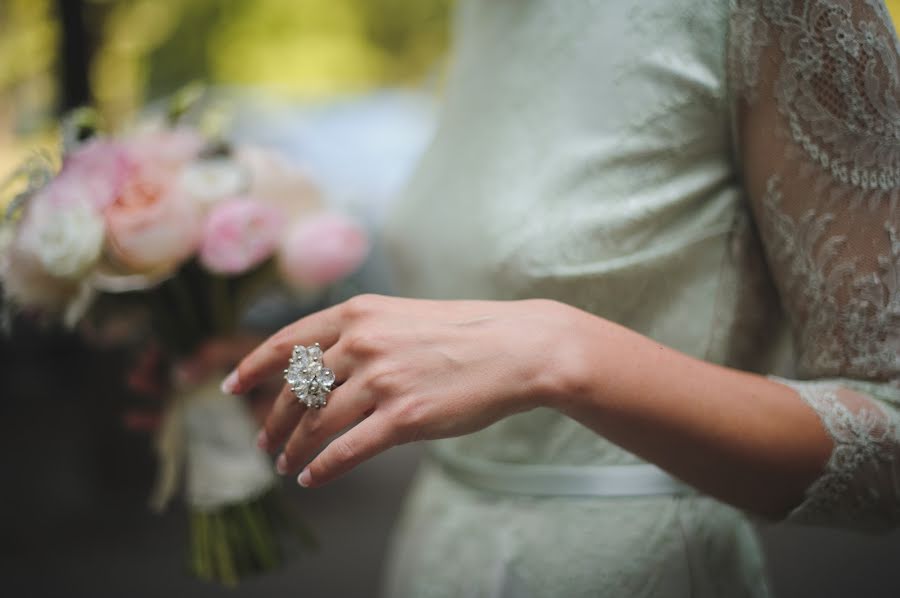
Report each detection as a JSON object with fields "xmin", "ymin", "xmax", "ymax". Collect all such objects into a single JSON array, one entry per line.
[
  {"xmin": 0, "ymin": 0, "xmax": 59, "ymax": 173},
  {"xmin": 0, "ymin": 0, "xmax": 452, "ymax": 166},
  {"xmin": 3, "ymin": 0, "xmax": 900, "ymax": 164},
  {"xmin": 0, "ymin": 0, "xmax": 58, "ymax": 127},
  {"xmin": 89, "ymin": 0, "xmax": 452, "ymax": 125}
]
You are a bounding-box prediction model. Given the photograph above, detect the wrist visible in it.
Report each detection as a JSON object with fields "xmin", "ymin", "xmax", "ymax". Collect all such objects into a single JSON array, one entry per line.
[{"xmin": 528, "ymin": 300, "xmax": 612, "ymax": 415}]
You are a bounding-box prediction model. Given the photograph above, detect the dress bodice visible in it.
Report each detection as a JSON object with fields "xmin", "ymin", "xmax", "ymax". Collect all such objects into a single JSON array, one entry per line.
[{"xmin": 385, "ymin": 0, "xmax": 780, "ymax": 467}]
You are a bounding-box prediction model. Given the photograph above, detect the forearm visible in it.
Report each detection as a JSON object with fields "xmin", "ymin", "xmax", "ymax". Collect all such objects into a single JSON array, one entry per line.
[{"xmin": 546, "ymin": 302, "xmax": 833, "ymax": 518}]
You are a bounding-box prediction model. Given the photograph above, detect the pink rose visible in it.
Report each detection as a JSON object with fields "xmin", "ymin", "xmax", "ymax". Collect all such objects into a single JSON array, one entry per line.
[
  {"xmin": 56, "ymin": 128, "xmax": 201, "ymax": 212},
  {"xmin": 277, "ymin": 212, "xmax": 368, "ymax": 289},
  {"xmin": 59, "ymin": 139, "xmax": 133, "ymax": 209},
  {"xmin": 199, "ymin": 198, "xmax": 285, "ymax": 274},
  {"xmin": 103, "ymin": 157, "xmax": 201, "ymax": 276},
  {"xmin": 98, "ymin": 128, "xmax": 206, "ymax": 277}
]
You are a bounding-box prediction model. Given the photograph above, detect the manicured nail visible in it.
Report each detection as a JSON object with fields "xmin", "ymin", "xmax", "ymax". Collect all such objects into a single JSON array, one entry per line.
[
  {"xmin": 256, "ymin": 429, "xmax": 269, "ymax": 451},
  {"xmin": 298, "ymin": 468, "xmax": 311, "ymax": 487},
  {"xmin": 276, "ymin": 454, "xmax": 288, "ymax": 475},
  {"xmin": 221, "ymin": 370, "xmax": 239, "ymax": 395}
]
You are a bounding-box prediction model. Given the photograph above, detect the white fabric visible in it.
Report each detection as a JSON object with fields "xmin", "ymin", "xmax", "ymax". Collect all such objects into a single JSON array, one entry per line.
[
  {"xmin": 380, "ymin": 0, "xmax": 900, "ymax": 596},
  {"xmin": 182, "ymin": 380, "xmax": 275, "ymax": 510},
  {"xmin": 431, "ymin": 445, "xmax": 691, "ymax": 498}
]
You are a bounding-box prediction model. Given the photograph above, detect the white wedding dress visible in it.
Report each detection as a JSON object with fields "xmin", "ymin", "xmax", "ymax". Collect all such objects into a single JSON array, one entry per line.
[{"xmin": 380, "ymin": 1, "xmax": 900, "ymax": 596}]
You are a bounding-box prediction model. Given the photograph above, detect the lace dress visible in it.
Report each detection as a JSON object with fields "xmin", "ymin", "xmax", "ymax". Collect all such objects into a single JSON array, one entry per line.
[{"xmin": 381, "ymin": 1, "xmax": 900, "ymax": 596}]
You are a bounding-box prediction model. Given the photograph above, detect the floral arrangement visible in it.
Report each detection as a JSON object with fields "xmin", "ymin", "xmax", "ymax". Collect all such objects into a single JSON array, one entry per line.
[{"xmin": 0, "ymin": 92, "xmax": 369, "ymax": 584}]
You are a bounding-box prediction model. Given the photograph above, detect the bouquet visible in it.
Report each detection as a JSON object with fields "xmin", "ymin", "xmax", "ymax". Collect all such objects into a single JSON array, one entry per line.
[{"xmin": 0, "ymin": 92, "xmax": 369, "ymax": 584}]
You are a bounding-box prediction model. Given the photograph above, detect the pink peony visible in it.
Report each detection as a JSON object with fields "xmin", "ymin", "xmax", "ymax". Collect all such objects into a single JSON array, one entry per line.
[
  {"xmin": 199, "ymin": 197, "xmax": 285, "ymax": 274},
  {"xmin": 59, "ymin": 138, "xmax": 133, "ymax": 209},
  {"xmin": 103, "ymin": 168, "xmax": 201, "ymax": 278},
  {"xmin": 277, "ymin": 212, "xmax": 368, "ymax": 289},
  {"xmin": 97, "ymin": 128, "xmax": 205, "ymax": 277},
  {"xmin": 55, "ymin": 129, "xmax": 201, "ymax": 212}
]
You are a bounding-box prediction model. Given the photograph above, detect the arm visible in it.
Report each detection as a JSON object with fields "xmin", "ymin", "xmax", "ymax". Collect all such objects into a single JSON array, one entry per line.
[
  {"xmin": 223, "ymin": 290, "xmax": 867, "ymax": 522},
  {"xmin": 730, "ymin": 0, "xmax": 900, "ymax": 528},
  {"xmin": 571, "ymin": 0, "xmax": 900, "ymax": 526},
  {"xmin": 545, "ymin": 313, "xmax": 834, "ymax": 519}
]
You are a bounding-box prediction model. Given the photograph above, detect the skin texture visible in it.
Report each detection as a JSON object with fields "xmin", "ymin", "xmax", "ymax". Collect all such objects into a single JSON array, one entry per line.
[{"xmin": 224, "ymin": 293, "xmax": 833, "ymax": 518}]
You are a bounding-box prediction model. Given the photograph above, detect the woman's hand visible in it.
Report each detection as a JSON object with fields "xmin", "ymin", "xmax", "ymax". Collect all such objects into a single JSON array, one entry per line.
[{"xmin": 221, "ymin": 294, "xmax": 582, "ymax": 487}]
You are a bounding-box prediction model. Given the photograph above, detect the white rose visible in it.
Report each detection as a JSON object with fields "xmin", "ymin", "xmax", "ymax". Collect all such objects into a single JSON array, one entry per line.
[
  {"xmin": 18, "ymin": 196, "xmax": 105, "ymax": 279},
  {"xmin": 180, "ymin": 158, "xmax": 248, "ymax": 205}
]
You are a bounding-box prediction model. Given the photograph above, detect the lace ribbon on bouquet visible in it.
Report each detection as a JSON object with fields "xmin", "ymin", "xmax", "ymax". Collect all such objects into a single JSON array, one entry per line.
[{"xmin": 151, "ymin": 377, "xmax": 275, "ymax": 512}]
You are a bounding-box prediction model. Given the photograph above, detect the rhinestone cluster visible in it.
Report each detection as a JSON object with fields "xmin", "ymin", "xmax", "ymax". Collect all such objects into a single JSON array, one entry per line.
[{"xmin": 284, "ymin": 343, "xmax": 335, "ymax": 409}]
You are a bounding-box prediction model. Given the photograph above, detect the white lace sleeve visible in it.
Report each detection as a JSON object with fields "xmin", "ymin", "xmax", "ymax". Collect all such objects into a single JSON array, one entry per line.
[{"xmin": 731, "ymin": 0, "xmax": 900, "ymax": 529}]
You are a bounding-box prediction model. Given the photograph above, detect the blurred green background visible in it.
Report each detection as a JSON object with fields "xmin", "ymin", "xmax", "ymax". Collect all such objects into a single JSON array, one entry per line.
[
  {"xmin": 0, "ymin": 0, "xmax": 452, "ymax": 174},
  {"xmin": 6, "ymin": 0, "xmax": 900, "ymax": 179}
]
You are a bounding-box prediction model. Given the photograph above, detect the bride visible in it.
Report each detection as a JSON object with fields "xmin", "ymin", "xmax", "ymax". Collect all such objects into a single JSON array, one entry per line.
[{"xmin": 221, "ymin": 1, "xmax": 900, "ymax": 595}]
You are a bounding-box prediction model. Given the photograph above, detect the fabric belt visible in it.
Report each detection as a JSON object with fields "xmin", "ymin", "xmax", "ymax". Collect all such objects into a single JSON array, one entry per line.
[{"xmin": 430, "ymin": 445, "xmax": 691, "ymax": 497}]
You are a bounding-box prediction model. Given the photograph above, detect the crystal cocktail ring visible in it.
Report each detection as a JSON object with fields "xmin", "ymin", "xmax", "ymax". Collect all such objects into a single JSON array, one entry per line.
[{"xmin": 284, "ymin": 343, "xmax": 336, "ymax": 409}]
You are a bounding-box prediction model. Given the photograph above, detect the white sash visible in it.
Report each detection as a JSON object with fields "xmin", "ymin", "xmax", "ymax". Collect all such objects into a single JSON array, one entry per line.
[{"xmin": 431, "ymin": 444, "xmax": 691, "ymax": 497}]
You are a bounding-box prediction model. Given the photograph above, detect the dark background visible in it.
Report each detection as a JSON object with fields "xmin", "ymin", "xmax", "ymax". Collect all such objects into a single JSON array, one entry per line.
[{"xmin": 3, "ymin": 328, "xmax": 900, "ymax": 597}]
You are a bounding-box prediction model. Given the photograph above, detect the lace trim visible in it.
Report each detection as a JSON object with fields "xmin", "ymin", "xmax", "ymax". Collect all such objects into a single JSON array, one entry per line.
[
  {"xmin": 733, "ymin": 0, "xmax": 900, "ymax": 204},
  {"xmin": 760, "ymin": 175, "xmax": 900, "ymax": 384},
  {"xmin": 778, "ymin": 378, "xmax": 900, "ymax": 526}
]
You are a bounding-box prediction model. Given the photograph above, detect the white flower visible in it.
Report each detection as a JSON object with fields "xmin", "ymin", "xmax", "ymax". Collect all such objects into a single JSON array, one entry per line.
[
  {"xmin": 180, "ymin": 158, "xmax": 248, "ymax": 205},
  {"xmin": 18, "ymin": 196, "xmax": 105, "ymax": 279}
]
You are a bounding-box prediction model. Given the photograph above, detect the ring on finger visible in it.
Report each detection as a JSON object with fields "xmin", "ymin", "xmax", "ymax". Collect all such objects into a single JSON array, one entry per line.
[{"xmin": 284, "ymin": 343, "xmax": 336, "ymax": 409}]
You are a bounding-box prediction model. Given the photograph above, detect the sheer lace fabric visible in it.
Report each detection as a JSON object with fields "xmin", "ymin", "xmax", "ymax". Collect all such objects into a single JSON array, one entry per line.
[{"xmin": 731, "ymin": 0, "xmax": 900, "ymax": 528}]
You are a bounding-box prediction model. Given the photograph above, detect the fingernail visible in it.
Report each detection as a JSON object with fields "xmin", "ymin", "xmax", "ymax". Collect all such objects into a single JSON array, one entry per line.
[
  {"xmin": 256, "ymin": 429, "xmax": 269, "ymax": 451},
  {"xmin": 276, "ymin": 454, "xmax": 288, "ymax": 475},
  {"xmin": 221, "ymin": 370, "xmax": 239, "ymax": 395},
  {"xmin": 298, "ymin": 468, "xmax": 311, "ymax": 487}
]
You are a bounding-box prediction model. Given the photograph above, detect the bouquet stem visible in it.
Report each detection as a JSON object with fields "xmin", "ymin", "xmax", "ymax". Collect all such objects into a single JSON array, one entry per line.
[{"xmin": 188, "ymin": 488, "xmax": 315, "ymax": 585}]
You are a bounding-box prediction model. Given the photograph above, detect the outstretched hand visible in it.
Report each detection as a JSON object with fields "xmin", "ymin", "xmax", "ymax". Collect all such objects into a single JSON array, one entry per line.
[{"xmin": 222, "ymin": 294, "xmax": 581, "ymax": 487}]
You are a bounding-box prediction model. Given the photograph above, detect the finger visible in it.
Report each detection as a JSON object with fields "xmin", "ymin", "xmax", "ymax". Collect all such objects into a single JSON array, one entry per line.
[
  {"xmin": 222, "ymin": 305, "xmax": 344, "ymax": 395},
  {"xmin": 258, "ymin": 383, "xmax": 308, "ymax": 453},
  {"xmin": 322, "ymin": 339, "xmax": 355, "ymax": 384},
  {"xmin": 277, "ymin": 375, "xmax": 373, "ymax": 475},
  {"xmin": 258, "ymin": 340, "xmax": 356, "ymax": 452},
  {"xmin": 298, "ymin": 411, "xmax": 395, "ymax": 487}
]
